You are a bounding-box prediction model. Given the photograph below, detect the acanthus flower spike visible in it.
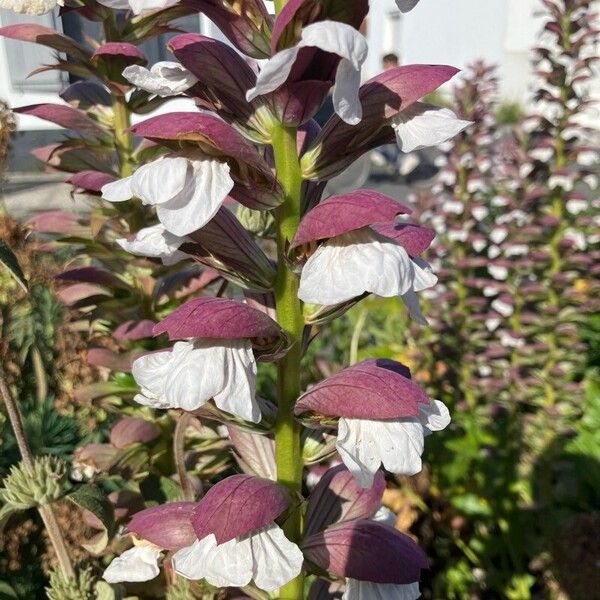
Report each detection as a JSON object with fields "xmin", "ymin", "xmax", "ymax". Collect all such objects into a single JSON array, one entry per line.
[
  {"xmin": 295, "ymin": 359, "xmax": 449, "ymax": 487},
  {"xmin": 172, "ymin": 475, "xmax": 304, "ymax": 591}
]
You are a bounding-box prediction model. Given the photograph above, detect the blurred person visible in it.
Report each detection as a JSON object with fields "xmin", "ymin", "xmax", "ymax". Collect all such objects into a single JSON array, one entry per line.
[{"xmin": 382, "ymin": 52, "xmax": 399, "ymax": 70}]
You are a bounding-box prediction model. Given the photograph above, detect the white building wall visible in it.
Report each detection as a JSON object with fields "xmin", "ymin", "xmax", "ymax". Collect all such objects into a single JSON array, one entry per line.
[{"xmin": 365, "ymin": 0, "xmax": 541, "ymax": 101}]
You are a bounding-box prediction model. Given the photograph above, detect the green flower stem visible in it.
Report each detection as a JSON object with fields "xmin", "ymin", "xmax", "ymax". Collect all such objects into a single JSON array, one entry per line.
[
  {"xmin": 112, "ymin": 93, "xmax": 134, "ymax": 178},
  {"xmin": 271, "ymin": 121, "xmax": 305, "ymax": 599},
  {"xmin": 0, "ymin": 373, "xmax": 74, "ymax": 580}
]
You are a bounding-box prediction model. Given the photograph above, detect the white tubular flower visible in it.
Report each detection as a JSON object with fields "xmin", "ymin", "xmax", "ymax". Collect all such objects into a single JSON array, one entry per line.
[
  {"xmin": 336, "ymin": 399, "xmax": 450, "ymax": 488},
  {"xmin": 391, "ymin": 103, "xmax": 471, "ymax": 153},
  {"xmin": 396, "ymin": 0, "xmax": 421, "ymax": 13},
  {"xmin": 247, "ymin": 21, "xmax": 368, "ymax": 125},
  {"xmin": 0, "ymin": 0, "xmax": 63, "ymax": 15},
  {"xmin": 117, "ymin": 223, "xmax": 187, "ymax": 265},
  {"xmin": 103, "ymin": 544, "xmax": 162, "ymax": 583},
  {"xmin": 343, "ymin": 579, "xmax": 421, "ymax": 600},
  {"xmin": 172, "ymin": 524, "xmax": 304, "ymax": 592},
  {"xmin": 132, "ymin": 339, "xmax": 260, "ymax": 423},
  {"xmin": 96, "ymin": 0, "xmax": 179, "ymax": 15},
  {"xmin": 101, "ymin": 155, "xmax": 234, "ymax": 237},
  {"xmin": 122, "ymin": 62, "xmax": 198, "ymax": 97},
  {"xmin": 298, "ymin": 227, "xmax": 437, "ymax": 306}
]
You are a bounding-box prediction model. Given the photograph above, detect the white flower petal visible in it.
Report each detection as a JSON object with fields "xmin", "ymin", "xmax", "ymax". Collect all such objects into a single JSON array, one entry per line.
[
  {"xmin": 130, "ymin": 156, "xmax": 190, "ymax": 207},
  {"xmin": 298, "ymin": 228, "xmax": 418, "ymax": 305},
  {"xmin": 102, "ymin": 176, "xmax": 134, "ymax": 203},
  {"xmin": 333, "ymin": 58, "xmax": 363, "ymax": 125},
  {"xmin": 396, "ymin": 0, "xmax": 421, "ymax": 13},
  {"xmin": 411, "ymin": 257, "xmax": 437, "ymax": 292},
  {"xmin": 156, "ymin": 159, "xmax": 233, "ymax": 236},
  {"xmin": 337, "ymin": 417, "xmax": 427, "ymax": 488},
  {"xmin": 213, "ymin": 340, "xmax": 260, "ymax": 423},
  {"xmin": 400, "ymin": 289, "xmax": 427, "ymax": 325},
  {"xmin": 123, "ymin": 61, "xmax": 197, "ymax": 97},
  {"xmin": 172, "ymin": 535, "xmax": 217, "ymax": 581},
  {"xmin": 336, "ymin": 418, "xmax": 388, "ymax": 488},
  {"xmin": 132, "ymin": 339, "xmax": 258, "ymax": 421},
  {"xmin": 117, "ymin": 223, "xmax": 187, "ymax": 265},
  {"xmin": 250, "ymin": 524, "xmax": 304, "ymax": 591},
  {"xmin": 391, "ymin": 103, "xmax": 471, "ymax": 153},
  {"xmin": 343, "ymin": 579, "xmax": 420, "ymax": 600},
  {"xmin": 418, "ymin": 399, "xmax": 451, "ymax": 433},
  {"xmin": 103, "ymin": 545, "xmax": 161, "ymax": 583},
  {"xmin": 176, "ymin": 535, "xmax": 254, "ymax": 588},
  {"xmin": 247, "ymin": 21, "xmax": 367, "ymax": 125},
  {"xmin": 246, "ymin": 46, "xmax": 300, "ymax": 102},
  {"xmin": 128, "ymin": 0, "xmax": 179, "ymax": 14}
]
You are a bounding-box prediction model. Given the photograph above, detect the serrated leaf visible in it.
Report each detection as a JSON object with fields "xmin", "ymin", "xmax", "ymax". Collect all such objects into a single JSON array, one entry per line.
[
  {"xmin": 0, "ymin": 240, "xmax": 28, "ymax": 292},
  {"xmin": 68, "ymin": 484, "xmax": 115, "ymax": 553}
]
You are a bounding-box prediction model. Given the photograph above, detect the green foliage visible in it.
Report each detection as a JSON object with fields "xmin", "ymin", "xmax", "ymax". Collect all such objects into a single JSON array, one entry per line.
[
  {"xmin": 0, "ymin": 240, "xmax": 27, "ymax": 292},
  {"xmin": 496, "ymin": 100, "xmax": 524, "ymax": 125},
  {"xmin": 46, "ymin": 566, "xmax": 95, "ymax": 600},
  {"xmin": 0, "ymin": 398, "xmax": 81, "ymax": 475}
]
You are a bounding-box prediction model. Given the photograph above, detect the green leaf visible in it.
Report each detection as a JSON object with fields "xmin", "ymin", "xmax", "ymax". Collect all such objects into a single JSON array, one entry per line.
[
  {"xmin": 0, "ymin": 581, "xmax": 18, "ymax": 600},
  {"xmin": 67, "ymin": 484, "xmax": 115, "ymax": 553},
  {"xmin": 0, "ymin": 239, "xmax": 27, "ymax": 292},
  {"xmin": 140, "ymin": 473, "xmax": 182, "ymax": 504}
]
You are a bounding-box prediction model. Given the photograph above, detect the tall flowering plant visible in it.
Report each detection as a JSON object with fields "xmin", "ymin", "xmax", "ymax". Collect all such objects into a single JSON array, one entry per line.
[{"xmin": 0, "ymin": 0, "xmax": 471, "ymax": 597}]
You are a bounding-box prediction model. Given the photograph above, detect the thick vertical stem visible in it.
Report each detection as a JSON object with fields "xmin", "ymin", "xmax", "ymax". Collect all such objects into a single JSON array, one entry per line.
[
  {"xmin": 0, "ymin": 373, "xmax": 75, "ymax": 580},
  {"xmin": 271, "ymin": 122, "xmax": 305, "ymax": 600},
  {"xmin": 112, "ymin": 94, "xmax": 133, "ymax": 178}
]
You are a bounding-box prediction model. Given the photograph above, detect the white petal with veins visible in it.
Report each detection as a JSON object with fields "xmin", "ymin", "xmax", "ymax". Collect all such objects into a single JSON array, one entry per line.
[
  {"xmin": 173, "ymin": 525, "xmax": 303, "ymax": 592},
  {"xmin": 102, "ymin": 156, "xmax": 233, "ymax": 237},
  {"xmin": 123, "ymin": 61, "xmax": 197, "ymax": 97},
  {"xmin": 247, "ymin": 21, "xmax": 368, "ymax": 125},
  {"xmin": 391, "ymin": 103, "xmax": 471, "ymax": 153},
  {"xmin": 116, "ymin": 224, "xmax": 187, "ymax": 265},
  {"xmin": 298, "ymin": 228, "xmax": 436, "ymax": 306},
  {"xmin": 132, "ymin": 339, "xmax": 260, "ymax": 422},
  {"xmin": 103, "ymin": 545, "xmax": 161, "ymax": 583},
  {"xmin": 336, "ymin": 399, "xmax": 450, "ymax": 488}
]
